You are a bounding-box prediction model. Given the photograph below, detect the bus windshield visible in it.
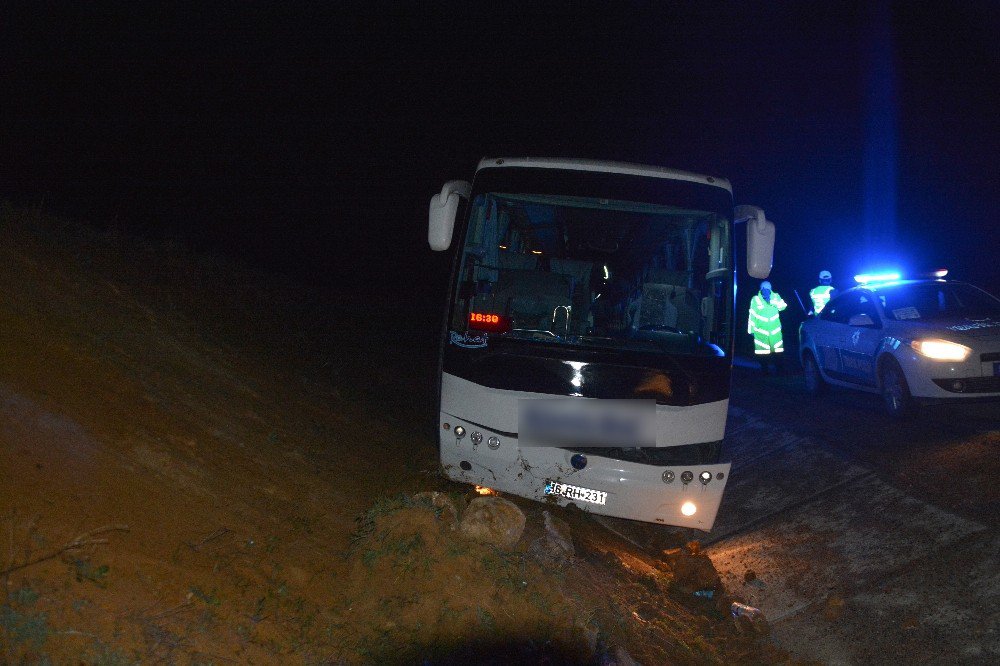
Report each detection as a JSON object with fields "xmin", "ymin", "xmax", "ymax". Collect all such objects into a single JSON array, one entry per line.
[{"xmin": 450, "ymin": 167, "xmax": 734, "ymax": 357}]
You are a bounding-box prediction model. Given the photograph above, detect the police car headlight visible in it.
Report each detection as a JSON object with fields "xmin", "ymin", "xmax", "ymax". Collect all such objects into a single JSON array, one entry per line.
[{"xmin": 910, "ymin": 339, "xmax": 971, "ymax": 361}]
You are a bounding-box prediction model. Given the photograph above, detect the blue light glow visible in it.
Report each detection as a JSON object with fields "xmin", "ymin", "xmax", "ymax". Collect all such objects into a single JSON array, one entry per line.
[
  {"xmin": 855, "ymin": 271, "xmax": 901, "ymax": 284},
  {"xmin": 861, "ymin": 1, "xmax": 898, "ymax": 268}
]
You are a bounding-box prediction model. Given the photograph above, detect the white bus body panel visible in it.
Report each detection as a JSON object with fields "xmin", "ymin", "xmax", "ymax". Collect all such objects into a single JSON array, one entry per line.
[
  {"xmin": 475, "ymin": 157, "xmax": 734, "ymax": 193},
  {"xmin": 439, "ymin": 372, "xmax": 730, "ymax": 530}
]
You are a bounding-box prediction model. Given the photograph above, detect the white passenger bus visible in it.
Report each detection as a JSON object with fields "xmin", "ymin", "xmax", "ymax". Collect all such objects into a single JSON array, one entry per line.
[{"xmin": 428, "ymin": 158, "xmax": 775, "ymax": 530}]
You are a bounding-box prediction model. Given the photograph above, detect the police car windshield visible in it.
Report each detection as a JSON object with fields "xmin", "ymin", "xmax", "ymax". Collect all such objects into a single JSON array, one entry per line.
[{"xmin": 878, "ymin": 283, "xmax": 1000, "ymax": 321}]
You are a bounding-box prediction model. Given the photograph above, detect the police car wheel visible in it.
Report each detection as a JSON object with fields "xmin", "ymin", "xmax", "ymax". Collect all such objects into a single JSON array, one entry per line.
[
  {"xmin": 802, "ymin": 351, "xmax": 826, "ymax": 395},
  {"xmin": 879, "ymin": 357, "xmax": 912, "ymax": 418}
]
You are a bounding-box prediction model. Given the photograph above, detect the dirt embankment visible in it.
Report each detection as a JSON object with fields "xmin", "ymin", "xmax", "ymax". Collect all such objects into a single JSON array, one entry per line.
[{"xmin": 0, "ymin": 207, "xmax": 787, "ymax": 663}]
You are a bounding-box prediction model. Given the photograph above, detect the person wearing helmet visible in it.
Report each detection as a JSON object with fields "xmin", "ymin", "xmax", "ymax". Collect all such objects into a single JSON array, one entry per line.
[
  {"xmin": 748, "ymin": 280, "xmax": 788, "ymax": 374},
  {"xmin": 809, "ymin": 270, "xmax": 837, "ymax": 315}
]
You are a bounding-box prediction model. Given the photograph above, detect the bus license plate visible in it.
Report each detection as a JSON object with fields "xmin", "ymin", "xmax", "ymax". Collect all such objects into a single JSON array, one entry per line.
[{"xmin": 545, "ymin": 481, "xmax": 607, "ymax": 506}]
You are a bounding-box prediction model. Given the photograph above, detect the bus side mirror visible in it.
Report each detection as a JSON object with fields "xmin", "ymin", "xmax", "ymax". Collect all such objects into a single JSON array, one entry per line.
[
  {"xmin": 735, "ymin": 205, "xmax": 775, "ymax": 279},
  {"xmin": 428, "ymin": 180, "xmax": 471, "ymax": 251}
]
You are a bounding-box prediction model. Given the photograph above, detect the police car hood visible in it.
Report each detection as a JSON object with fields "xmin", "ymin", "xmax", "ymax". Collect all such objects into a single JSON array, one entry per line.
[{"xmin": 899, "ymin": 315, "xmax": 1000, "ymax": 342}]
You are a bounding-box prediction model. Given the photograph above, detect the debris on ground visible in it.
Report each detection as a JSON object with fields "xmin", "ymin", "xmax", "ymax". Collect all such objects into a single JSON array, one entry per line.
[
  {"xmin": 457, "ymin": 495, "xmax": 526, "ymax": 549},
  {"xmin": 333, "ymin": 494, "xmax": 588, "ymax": 663},
  {"xmin": 665, "ymin": 542, "xmax": 721, "ymax": 595},
  {"xmin": 528, "ymin": 509, "xmax": 575, "ymax": 563},
  {"xmin": 413, "ymin": 490, "xmax": 460, "ymax": 528},
  {"xmin": 743, "ymin": 568, "xmax": 767, "ymax": 589},
  {"xmin": 731, "ymin": 601, "xmax": 771, "ymax": 636},
  {"xmin": 822, "ymin": 594, "xmax": 846, "ymax": 622}
]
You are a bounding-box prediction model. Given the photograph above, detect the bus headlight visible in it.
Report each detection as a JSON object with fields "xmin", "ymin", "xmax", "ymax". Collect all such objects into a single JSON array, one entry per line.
[{"xmin": 910, "ymin": 339, "xmax": 971, "ymax": 361}]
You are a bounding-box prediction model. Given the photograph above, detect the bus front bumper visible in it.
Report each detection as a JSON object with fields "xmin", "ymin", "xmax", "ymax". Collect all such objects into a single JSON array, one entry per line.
[{"xmin": 440, "ymin": 414, "xmax": 730, "ymax": 531}]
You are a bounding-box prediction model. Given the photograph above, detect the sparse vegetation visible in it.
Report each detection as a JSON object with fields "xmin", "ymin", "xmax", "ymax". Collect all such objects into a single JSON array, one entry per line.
[
  {"xmin": 73, "ymin": 560, "xmax": 111, "ymax": 587},
  {"xmin": 0, "ymin": 205, "xmax": 785, "ymax": 663},
  {"xmin": 1, "ymin": 603, "xmax": 50, "ymax": 653}
]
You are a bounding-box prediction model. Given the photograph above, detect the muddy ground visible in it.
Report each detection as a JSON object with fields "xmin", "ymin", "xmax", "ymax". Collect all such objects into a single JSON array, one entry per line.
[{"xmin": 1, "ymin": 208, "xmax": 792, "ymax": 664}]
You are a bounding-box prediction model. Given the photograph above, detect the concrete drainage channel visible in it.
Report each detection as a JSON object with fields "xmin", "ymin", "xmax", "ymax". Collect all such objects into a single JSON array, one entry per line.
[{"xmin": 703, "ymin": 406, "xmax": 998, "ymax": 664}]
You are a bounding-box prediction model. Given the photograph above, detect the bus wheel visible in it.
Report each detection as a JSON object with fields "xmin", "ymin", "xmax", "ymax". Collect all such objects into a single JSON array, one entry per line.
[
  {"xmin": 879, "ymin": 357, "xmax": 912, "ymax": 418},
  {"xmin": 802, "ymin": 351, "xmax": 826, "ymax": 396}
]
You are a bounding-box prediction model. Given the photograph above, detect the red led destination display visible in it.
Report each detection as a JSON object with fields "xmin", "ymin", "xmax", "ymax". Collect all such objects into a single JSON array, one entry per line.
[{"xmin": 468, "ymin": 311, "xmax": 512, "ymax": 333}]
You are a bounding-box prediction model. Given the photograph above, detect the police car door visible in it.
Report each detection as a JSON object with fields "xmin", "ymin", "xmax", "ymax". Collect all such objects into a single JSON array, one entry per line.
[
  {"xmin": 836, "ymin": 291, "xmax": 881, "ymax": 386},
  {"xmin": 813, "ymin": 293, "xmax": 853, "ymax": 377}
]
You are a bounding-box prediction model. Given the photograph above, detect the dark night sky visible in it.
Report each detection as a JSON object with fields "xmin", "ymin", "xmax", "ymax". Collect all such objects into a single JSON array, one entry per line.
[{"xmin": 2, "ymin": 2, "xmax": 998, "ymax": 303}]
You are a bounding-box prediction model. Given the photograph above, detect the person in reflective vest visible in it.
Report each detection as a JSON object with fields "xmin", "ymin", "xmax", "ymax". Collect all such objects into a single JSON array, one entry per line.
[
  {"xmin": 748, "ymin": 280, "xmax": 787, "ymax": 373},
  {"xmin": 809, "ymin": 270, "xmax": 836, "ymax": 315}
]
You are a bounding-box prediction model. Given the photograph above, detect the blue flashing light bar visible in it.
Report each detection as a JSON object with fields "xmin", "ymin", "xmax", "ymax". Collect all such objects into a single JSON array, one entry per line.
[{"xmin": 854, "ymin": 271, "xmax": 901, "ymax": 284}]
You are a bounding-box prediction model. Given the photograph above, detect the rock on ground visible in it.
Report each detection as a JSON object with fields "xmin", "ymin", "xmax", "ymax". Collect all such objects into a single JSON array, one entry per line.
[
  {"xmin": 458, "ymin": 496, "xmax": 526, "ymax": 549},
  {"xmin": 413, "ymin": 491, "xmax": 459, "ymax": 527},
  {"xmin": 669, "ymin": 549, "xmax": 721, "ymax": 594}
]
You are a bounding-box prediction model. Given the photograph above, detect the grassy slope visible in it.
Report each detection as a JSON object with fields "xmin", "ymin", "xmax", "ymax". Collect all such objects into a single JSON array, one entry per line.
[{"xmin": 0, "ymin": 207, "xmax": 786, "ymax": 663}]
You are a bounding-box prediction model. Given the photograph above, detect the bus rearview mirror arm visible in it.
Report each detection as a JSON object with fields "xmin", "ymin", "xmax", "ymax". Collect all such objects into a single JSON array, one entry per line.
[{"xmin": 734, "ymin": 205, "xmax": 775, "ymax": 280}]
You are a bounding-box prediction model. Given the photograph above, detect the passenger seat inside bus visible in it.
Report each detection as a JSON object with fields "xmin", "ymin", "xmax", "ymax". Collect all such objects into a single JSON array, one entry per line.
[
  {"xmin": 549, "ymin": 258, "xmax": 594, "ymax": 333},
  {"xmin": 632, "ymin": 283, "xmax": 704, "ymax": 338},
  {"xmin": 470, "ymin": 252, "xmax": 536, "ymax": 314},
  {"xmin": 498, "ymin": 252, "xmax": 538, "ymax": 272},
  {"xmin": 670, "ymin": 286, "xmax": 702, "ymax": 334},
  {"xmin": 635, "ymin": 283, "xmax": 679, "ymax": 330},
  {"xmin": 492, "ymin": 253, "xmax": 572, "ymax": 331}
]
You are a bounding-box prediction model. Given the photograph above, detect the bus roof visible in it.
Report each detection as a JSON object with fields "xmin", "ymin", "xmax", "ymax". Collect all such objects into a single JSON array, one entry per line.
[{"xmin": 476, "ymin": 157, "xmax": 733, "ymax": 193}]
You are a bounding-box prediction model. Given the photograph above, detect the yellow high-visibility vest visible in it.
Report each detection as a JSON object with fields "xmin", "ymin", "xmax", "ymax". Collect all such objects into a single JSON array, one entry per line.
[
  {"xmin": 810, "ymin": 285, "xmax": 834, "ymax": 313},
  {"xmin": 748, "ymin": 291, "xmax": 787, "ymax": 354}
]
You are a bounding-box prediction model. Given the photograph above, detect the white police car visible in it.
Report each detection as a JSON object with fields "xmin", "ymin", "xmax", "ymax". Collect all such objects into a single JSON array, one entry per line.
[{"xmin": 798, "ymin": 274, "xmax": 1000, "ymax": 417}]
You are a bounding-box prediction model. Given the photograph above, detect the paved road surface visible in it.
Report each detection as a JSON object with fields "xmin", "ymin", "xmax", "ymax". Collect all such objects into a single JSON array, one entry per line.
[
  {"xmin": 598, "ymin": 362, "xmax": 998, "ymax": 664},
  {"xmin": 706, "ymin": 363, "xmax": 999, "ymax": 664}
]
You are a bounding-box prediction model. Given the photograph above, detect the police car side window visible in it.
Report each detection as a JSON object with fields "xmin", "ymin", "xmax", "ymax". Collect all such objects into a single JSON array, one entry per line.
[
  {"xmin": 838, "ymin": 296, "xmax": 865, "ymax": 323},
  {"xmin": 821, "ymin": 296, "xmax": 844, "ymax": 323},
  {"xmin": 823, "ymin": 292, "xmax": 878, "ymax": 324},
  {"xmin": 859, "ymin": 293, "xmax": 880, "ymax": 321},
  {"xmin": 824, "ymin": 293, "xmax": 864, "ymax": 325}
]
